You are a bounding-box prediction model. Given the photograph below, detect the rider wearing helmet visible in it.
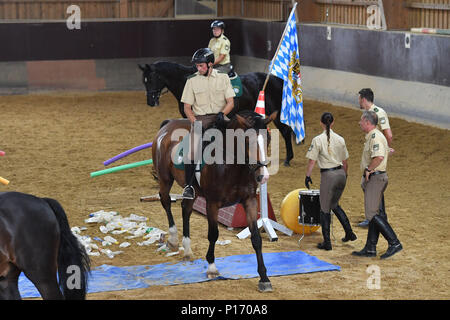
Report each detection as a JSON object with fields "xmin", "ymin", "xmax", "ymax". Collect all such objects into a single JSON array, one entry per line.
[
  {"xmin": 180, "ymin": 48, "xmax": 236, "ymax": 199},
  {"xmin": 208, "ymin": 20, "xmax": 232, "ymax": 74}
]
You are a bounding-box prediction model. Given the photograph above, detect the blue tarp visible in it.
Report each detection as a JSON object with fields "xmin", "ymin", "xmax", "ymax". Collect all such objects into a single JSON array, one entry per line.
[{"xmin": 19, "ymin": 250, "xmax": 340, "ymax": 298}]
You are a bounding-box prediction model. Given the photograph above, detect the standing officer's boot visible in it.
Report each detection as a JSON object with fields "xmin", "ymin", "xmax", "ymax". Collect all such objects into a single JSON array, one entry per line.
[
  {"xmin": 317, "ymin": 211, "xmax": 332, "ymax": 250},
  {"xmin": 372, "ymin": 215, "xmax": 403, "ymax": 259},
  {"xmin": 378, "ymin": 196, "xmax": 388, "ymax": 220},
  {"xmin": 333, "ymin": 205, "xmax": 357, "ymax": 242},
  {"xmin": 352, "ymin": 218, "xmax": 379, "ymax": 257},
  {"xmin": 182, "ymin": 163, "xmax": 196, "ymax": 199}
]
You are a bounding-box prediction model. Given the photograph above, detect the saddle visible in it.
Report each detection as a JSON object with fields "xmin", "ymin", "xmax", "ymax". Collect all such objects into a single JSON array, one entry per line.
[{"xmin": 228, "ymin": 65, "xmax": 243, "ymax": 98}]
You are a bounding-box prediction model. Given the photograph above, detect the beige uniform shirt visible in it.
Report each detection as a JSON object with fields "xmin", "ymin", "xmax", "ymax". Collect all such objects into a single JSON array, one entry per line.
[
  {"xmin": 306, "ymin": 129, "xmax": 349, "ymax": 169},
  {"xmin": 369, "ymin": 104, "xmax": 390, "ymax": 131},
  {"xmin": 360, "ymin": 128, "xmax": 389, "ymax": 172},
  {"xmin": 181, "ymin": 69, "xmax": 235, "ymax": 116},
  {"xmin": 208, "ymin": 34, "xmax": 231, "ymax": 65}
]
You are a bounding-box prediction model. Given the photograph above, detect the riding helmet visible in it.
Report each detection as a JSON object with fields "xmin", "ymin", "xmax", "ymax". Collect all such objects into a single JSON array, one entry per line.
[
  {"xmin": 210, "ymin": 20, "xmax": 225, "ymax": 29},
  {"xmin": 191, "ymin": 48, "xmax": 215, "ymax": 65}
]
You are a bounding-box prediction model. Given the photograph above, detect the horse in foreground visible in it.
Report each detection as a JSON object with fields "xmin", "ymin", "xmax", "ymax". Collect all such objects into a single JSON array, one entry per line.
[
  {"xmin": 139, "ymin": 61, "xmax": 296, "ymax": 166},
  {"xmin": 0, "ymin": 192, "xmax": 90, "ymax": 300},
  {"xmin": 152, "ymin": 110, "xmax": 277, "ymax": 292}
]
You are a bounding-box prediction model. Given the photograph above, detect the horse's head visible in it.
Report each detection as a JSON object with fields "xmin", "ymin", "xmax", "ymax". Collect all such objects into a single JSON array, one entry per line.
[
  {"xmin": 232, "ymin": 110, "xmax": 278, "ymax": 184},
  {"xmin": 138, "ymin": 64, "xmax": 167, "ymax": 107}
]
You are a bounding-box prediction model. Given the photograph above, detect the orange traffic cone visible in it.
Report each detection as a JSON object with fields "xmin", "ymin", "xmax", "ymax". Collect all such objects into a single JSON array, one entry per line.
[{"xmin": 254, "ymin": 91, "xmax": 266, "ymax": 119}]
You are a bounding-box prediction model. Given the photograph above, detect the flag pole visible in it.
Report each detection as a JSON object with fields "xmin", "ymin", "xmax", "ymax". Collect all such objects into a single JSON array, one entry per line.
[{"xmin": 261, "ymin": 2, "xmax": 298, "ymax": 92}]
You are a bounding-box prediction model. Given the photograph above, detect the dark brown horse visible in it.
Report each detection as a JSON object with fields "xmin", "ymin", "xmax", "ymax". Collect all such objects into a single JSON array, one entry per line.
[
  {"xmin": 152, "ymin": 110, "xmax": 277, "ymax": 292},
  {"xmin": 0, "ymin": 192, "xmax": 90, "ymax": 299}
]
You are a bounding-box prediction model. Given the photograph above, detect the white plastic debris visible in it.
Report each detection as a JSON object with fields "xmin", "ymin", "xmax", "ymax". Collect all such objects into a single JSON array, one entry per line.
[
  {"xmin": 71, "ymin": 227, "xmax": 82, "ymax": 234},
  {"xmin": 100, "ymin": 249, "xmax": 123, "ymax": 259},
  {"xmin": 216, "ymin": 240, "xmax": 231, "ymax": 246},
  {"xmin": 84, "ymin": 210, "xmax": 119, "ymax": 224},
  {"xmin": 104, "ymin": 236, "xmax": 118, "ymax": 244},
  {"xmin": 157, "ymin": 243, "xmax": 169, "ymax": 252},
  {"xmin": 119, "ymin": 242, "xmax": 130, "ymax": 248},
  {"xmin": 165, "ymin": 251, "xmax": 180, "ymax": 257},
  {"xmin": 127, "ymin": 213, "xmax": 148, "ymax": 222}
]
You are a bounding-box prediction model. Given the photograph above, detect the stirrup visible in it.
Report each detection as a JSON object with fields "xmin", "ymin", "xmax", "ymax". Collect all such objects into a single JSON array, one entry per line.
[{"xmin": 182, "ymin": 186, "xmax": 195, "ymax": 199}]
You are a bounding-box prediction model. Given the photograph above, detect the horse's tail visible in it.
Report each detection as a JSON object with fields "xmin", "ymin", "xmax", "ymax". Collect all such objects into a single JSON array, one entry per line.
[{"xmin": 43, "ymin": 198, "xmax": 91, "ymax": 300}]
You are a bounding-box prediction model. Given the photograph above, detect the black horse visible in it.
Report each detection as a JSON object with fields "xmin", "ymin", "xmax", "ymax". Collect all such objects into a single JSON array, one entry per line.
[
  {"xmin": 139, "ymin": 61, "xmax": 296, "ymax": 166},
  {"xmin": 0, "ymin": 192, "xmax": 90, "ymax": 300}
]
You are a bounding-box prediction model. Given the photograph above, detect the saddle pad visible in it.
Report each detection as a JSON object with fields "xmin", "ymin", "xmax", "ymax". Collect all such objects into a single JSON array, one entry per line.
[
  {"xmin": 230, "ymin": 75, "xmax": 243, "ymax": 97},
  {"xmin": 173, "ymin": 135, "xmax": 206, "ymax": 171}
]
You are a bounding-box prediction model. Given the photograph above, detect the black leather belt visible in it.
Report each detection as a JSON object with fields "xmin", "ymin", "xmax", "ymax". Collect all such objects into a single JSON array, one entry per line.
[
  {"xmin": 364, "ymin": 171, "xmax": 386, "ymax": 178},
  {"xmin": 320, "ymin": 165, "xmax": 342, "ymax": 173}
]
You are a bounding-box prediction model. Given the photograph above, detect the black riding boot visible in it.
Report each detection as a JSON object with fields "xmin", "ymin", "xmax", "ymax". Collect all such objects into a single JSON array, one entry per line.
[
  {"xmin": 333, "ymin": 205, "xmax": 357, "ymax": 242},
  {"xmin": 182, "ymin": 163, "xmax": 196, "ymax": 199},
  {"xmin": 372, "ymin": 214, "xmax": 403, "ymax": 259},
  {"xmin": 317, "ymin": 211, "xmax": 332, "ymax": 250},
  {"xmin": 352, "ymin": 218, "xmax": 379, "ymax": 257}
]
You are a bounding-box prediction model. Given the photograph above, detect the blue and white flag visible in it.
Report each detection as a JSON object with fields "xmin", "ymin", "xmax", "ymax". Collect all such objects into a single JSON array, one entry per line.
[{"xmin": 270, "ymin": 7, "xmax": 305, "ymax": 143}]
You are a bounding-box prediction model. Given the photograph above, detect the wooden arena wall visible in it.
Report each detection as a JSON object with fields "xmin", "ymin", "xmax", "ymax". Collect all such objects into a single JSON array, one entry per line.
[
  {"xmin": 0, "ymin": 0, "xmax": 448, "ymax": 30},
  {"xmin": 0, "ymin": 18, "xmax": 448, "ymax": 128}
]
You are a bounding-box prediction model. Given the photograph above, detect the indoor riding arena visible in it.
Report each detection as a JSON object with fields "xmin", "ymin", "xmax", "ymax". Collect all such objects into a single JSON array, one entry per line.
[{"xmin": 0, "ymin": 0, "xmax": 449, "ymax": 303}]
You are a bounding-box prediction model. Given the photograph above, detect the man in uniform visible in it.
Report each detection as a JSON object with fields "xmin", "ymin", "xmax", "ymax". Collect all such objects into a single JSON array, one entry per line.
[
  {"xmin": 208, "ymin": 20, "xmax": 232, "ymax": 74},
  {"xmin": 352, "ymin": 111, "xmax": 402, "ymax": 259},
  {"xmin": 358, "ymin": 88, "xmax": 394, "ymax": 227},
  {"xmin": 180, "ymin": 47, "xmax": 235, "ymax": 199}
]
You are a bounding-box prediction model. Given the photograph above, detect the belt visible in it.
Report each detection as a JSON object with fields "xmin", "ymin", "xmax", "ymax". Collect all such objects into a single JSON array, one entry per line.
[
  {"xmin": 320, "ymin": 165, "xmax": 342, "ymax": 173},
  {"xmin": 363, "ymin": 171, "xmax": 386, "ymax": 178}
]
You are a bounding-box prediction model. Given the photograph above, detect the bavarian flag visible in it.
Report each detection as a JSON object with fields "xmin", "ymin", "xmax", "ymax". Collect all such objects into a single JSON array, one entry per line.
[{"xmin": 270, "ymin": 5, "xmax": 305, "ymax": 143}]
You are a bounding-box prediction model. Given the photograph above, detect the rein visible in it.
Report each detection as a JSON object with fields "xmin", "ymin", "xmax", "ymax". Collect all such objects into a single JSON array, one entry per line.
[{"xmin": 249, "ymin": 161, "xmax": 268, "ymax": 173}]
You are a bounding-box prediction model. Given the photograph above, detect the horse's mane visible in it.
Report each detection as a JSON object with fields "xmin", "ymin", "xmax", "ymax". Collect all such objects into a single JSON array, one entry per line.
[
  {"xmin": 228, "ymin": 110, "xmax": 265, "ymax": 130},
  {"xmin": 154, "ymin": 61, "xmax": 195, "ymax": 76}
]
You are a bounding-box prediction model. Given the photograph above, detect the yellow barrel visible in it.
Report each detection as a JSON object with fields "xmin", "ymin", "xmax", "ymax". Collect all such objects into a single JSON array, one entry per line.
[{"xmin": 280, "ymin": 188, "xmax": 320, "ymax": 235}]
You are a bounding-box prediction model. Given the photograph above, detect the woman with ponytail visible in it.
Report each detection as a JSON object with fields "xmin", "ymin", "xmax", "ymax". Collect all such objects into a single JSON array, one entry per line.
[{"xmin": 305, "ymin": 112, "xmax": 357, "ymax": 250}]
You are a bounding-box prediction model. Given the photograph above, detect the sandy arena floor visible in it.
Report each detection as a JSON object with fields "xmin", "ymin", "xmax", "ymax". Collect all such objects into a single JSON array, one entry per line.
[{"xmin": 0, "ymin": 91, "xmax": 449, "ymax": 300}]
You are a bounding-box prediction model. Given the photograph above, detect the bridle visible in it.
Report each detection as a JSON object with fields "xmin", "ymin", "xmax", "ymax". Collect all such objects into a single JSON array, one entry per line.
[
  {"xmin": 145, "ymin": 72, "xmax": 169, "ymax": 102},
  {"xmin": 146, "ymin": 87, "xmax": 168, "ymax": 99}
]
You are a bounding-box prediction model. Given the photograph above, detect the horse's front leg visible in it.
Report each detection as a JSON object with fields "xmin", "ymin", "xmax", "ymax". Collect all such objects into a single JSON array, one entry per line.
[
  {"xmin": 205, "ymin": 201, "xmax": 220, "ymax": 279},
  {"xmin": 181, "ymin": 198, "xmax": 194, "ymax": 261},
  {"xmin": 159, "ymin": 179, "xmax": 178, "ymax": 251},
  {"xmin": 274, "ymin": 119, "xmax": 294, "ymax": 166},
  {"xmin": 243, "ymin": 197, "xmax": 272, "ymax": 292}
]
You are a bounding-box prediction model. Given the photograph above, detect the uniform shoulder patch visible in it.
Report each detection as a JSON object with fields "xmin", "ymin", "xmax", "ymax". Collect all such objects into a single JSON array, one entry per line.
[
  {"xmin": 371, "ymin": 133, "xmax": 376, "ymax": 139},
  {"xmin": 374, "ymin": 107, "xmax": 379, "ymax": 112},
  {"xmin": 223, "ymin": 36, "xmax": 228, "ymax": 41},
  {"xmin": 380, "ymin": 117, "xmax": 386, "ymax": 124},
  {"xmin": 373, "ymin": 144, "xmax": 379, "ymax": 151},
  {"xmin": 308, "ymin": 144, "xmax": 313, "ymax": 151}
]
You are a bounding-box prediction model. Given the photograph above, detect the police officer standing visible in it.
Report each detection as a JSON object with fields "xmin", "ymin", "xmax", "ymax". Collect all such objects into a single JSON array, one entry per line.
[
  {"xmin": 352, "ymin": 111, "xmax": 402, "ymax": 259},
  {"xmin": 208, "ymin": 20, "xmax": 232, "ymax": 74},
  {"xmin": 180, "ymin": 48, "xmax": 235, "ymax": 199},
  {"xmin": 358, "ymin": 88, "xmax": 394, "ymax": 227},
  {"xmin": 305, "ymin": 112, "xmax": 357, "ymax": 250}
]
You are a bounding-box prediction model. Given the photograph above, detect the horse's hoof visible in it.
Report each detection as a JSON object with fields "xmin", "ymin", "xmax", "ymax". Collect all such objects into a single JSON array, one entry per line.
[
  {"xmin": 207, "ymin": 271, "xmax": 220, "ymax": 279},
  {"xmin": 167, "ymin": 241, "xmax": 178, "ymax": 252},
  {"xmin": 283, "ymin": 160, "xmax": 290, "ymax": 167},
  {"xmin": 182, "ymin": 254, "xmax": 192, "ymax": 262},
  {"xmin": 258, "ymin": 281, "xmax": 273, "ymax": 293}
]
